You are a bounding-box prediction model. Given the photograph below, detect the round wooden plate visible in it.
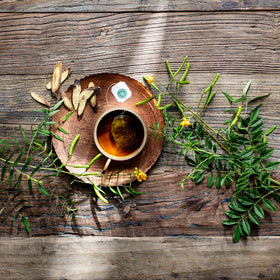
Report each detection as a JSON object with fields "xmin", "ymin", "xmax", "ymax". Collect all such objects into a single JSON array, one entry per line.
[{"xmin": 51, "ymin": 73, "xmax": 164, "ymax": 186}]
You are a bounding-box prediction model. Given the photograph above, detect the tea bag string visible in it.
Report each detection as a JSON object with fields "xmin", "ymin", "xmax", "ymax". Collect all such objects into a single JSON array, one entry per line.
[{"xmin": 105, "ymin": 83, "xmax": 117, "ymax": 108}]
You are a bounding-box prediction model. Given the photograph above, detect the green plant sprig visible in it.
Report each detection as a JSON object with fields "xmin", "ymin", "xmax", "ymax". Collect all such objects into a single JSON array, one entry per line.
[
  {"xmin": 0, "ymin": 100, "xmax": 140, "ymax": 233},
  {"xmin": 141, "ymin": 55, "xmax": 279, "ymax": 243}
]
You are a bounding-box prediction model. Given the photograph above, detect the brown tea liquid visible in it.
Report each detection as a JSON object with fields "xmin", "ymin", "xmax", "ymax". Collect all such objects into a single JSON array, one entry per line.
[{"xmin": 97, "ymin": 110, "xmax": 144, "ymax": 157}]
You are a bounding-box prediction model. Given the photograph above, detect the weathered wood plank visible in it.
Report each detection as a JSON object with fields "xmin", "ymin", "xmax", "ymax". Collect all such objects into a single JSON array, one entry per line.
[
  {"xmin": 1, "ymin": 11, "xmax": 280, "ymax": 239},
  {"xmin": 1, "ymin": 70, "xmax": 280, "ymax": 238},
  {"xmin": 0, "ymin": 236, "xmax": 280, "ymax": 280},
  {"xmin": 1, "ymin": 170, "xmax": 280, "ymax": 237},
  {"xmin": 1, "ymin": 12, "xmax": 280, "ymax": 75},
  {"xmin": 1, "ymin": 0, "xmax": 280, "ymax": 12}
]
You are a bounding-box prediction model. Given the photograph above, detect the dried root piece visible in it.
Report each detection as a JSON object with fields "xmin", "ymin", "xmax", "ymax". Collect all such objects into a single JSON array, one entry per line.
[
  {"xmin": 72, "ymin": 79, "xmax": 81, "ymax": 110},
  {"xmin": 61, "ymin": 66, "xmax": 72, "ymax": 84},
  {"xmin": 58, "ymin": 88, "xmax": 74, "ymax": 111},
  {"xmin": 46, "ymin": 66, "xmax": 71, "ymax": 90},
  {"xmin": 30, "ymin": 91, "xmax": 51, "ymax": 107},
  {"xmin": 90, "ymin": 95, "xmax": 97, "ymax": 109},
  {"xmin": 77, "ymin": 87, "xmax": 96, "ymax": 116},
  {"xmin": 88, "ymin": 82, "xmax": 97, "ymax": 110},
  {"xmin": 51, "ymin": 62, "xmax": 62, "ymax": 96}
]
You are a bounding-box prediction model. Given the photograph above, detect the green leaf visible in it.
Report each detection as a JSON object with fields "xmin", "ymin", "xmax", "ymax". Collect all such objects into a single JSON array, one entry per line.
[
  {"xmin": 224, "ymin": 175, "xmax": 233, "ymax": 189},
  {"xmin": 255, "ymin": 142, "xmax": 269, "ymax": 151},
  {"xmin": 185, "ymin": 156, "xmax": 196, "ymax": 167},
  {"xmin": 225, "ymin": 210, "xmax": 241, "ymax": 219},
  {"xmin": 242, "ymin": 219, "xmax": 250, "ymax": 235},
  {"xmin": 28, "ymin": 179, "xmax": 33, "ymax": 195},
  {"xmin": 19, "ymin": 125, "xmax": 30, "ymax": 145},
  {"xmin": 240, "ymin": 149, "xmax": 253, "ymax": 159},
  {"xmin": 250, "ymin": 118, "xmax": 262, "ymax": 128},
  {"xmin": 21, "ymin": 154, "xmax": 32, "ymax": 173},
  {"xmin": 248, "ymin": 212, "xmax": 260, "ymax": 225},
  {"xmin": 37, "ymin": 128, "xmax": 51, "ymax": 136},
  {"xmin": 254, "ymin": 205, "xmax": 264, "ymax": 218},
  {"xmin": 263, "ymin": 198, "xmax": 276, "ymax": 211},
  {"xmin": 48, "ymin": 109, "xmax": 60, "ymax": 117},
  {"xmin": 116, "ymin": 186, "xmax": 124, "ymax": 201},
  {"xmin": 237, "ymin": 196, "xmax": 254, "ymax": 206},
  {"xmin": 233, "ymin": 224, "xmax": 241, "ymax": 243},
  {"xmin": 21, "ymin": 216, "xmax": 30, "ymax": 233},
  {"xmin": 251, "ymin": 122, "xmax": 264, "ymax": 133},
  {"xmin": 58, "ymin": 126, "xmax": 69, "ymax": 134},
  {"xmin": 242, "ymin": 80, "xmax": 251, "ymax": 100},
  {"xmin": 205, "ymin": 135, "xmax": 212, "ymax": 150},
  {"xmin": 128, "ymin": 187, "xmax": 142, "ymax": 195},
  {"xmin": 222, "ymin": 92, "xmax": 234, "ymax": 103},
  {"xmin": 9, "ymin": 169, "xmax": 14, "ymax": 187},
  {"xmin": 215, "ymin": 158, "xmax": 222, "ymax": 170},
  {"xmin": 249, "ymin": 107, "xmax": 260, "ymax": 125},
  {"xmin": 36, "ymin": 182, "xmax": 50, "ymax": 197},
  {"xmin": 229, "ymin": 202, "xmax": 247, "ymax": 213},
  {"xmin": 260, "ymin": 172, "xmax": 271, "ymax": 183},
  {"xmin": 245, "ymin": 189, "xmax": 260, "ymax": 199},
  {"xmin": 0, "ymin": 139, "xmax": 10, "ymax": 150},
  {"xmin": 108, "ymin": 186, "xmax": 118, "ymax": 195},
  {"xmin": 195, "ymin": 171, "xmax": 205, "ymax": 184},
  {"xmin": 215, "ymin": 173, "xmax": 222, "ymax": 189},
  {"xmin": 213, "ymin": 143, "xmax": 217, "ymax": 153},
  {"xmin": 93, "ymin": 184, "xmax": 109, "ymax": 204},
  {"xmin": 1, "ymin": 166, "xmax": 6, "ymax": 182},
  {"xmin": 272, "ymin": 193, "xmax": 280, "ymax": 204},
  {"xmin": 30, "ymin": 162, "xmax": 43, "ymax": 177},
  {"xmin": 207, "ymin": 172, "xmax": 215, "ymax": 188},
  {"xmin": 44, "ymin": 121, "xmax": 56, "ymax": 126},
  {"xmin": 265, "ymin": 161, "xmax": 280, "ymax": 171},
  {"xmin": 12, "ymin": 130, "xmax": 19, "ymax": 149},
  {"xmin": 222, "ymin": 219, "xmax": 238, "ymax": 226},
  {"xmin": 63, "ymin": 110, "xmax": 75, "ymax": 122},
  {"xmin": 261, "ymin": 148, "xmax": 274, "ymax": 159},
  {"xmin": 52, "ymin": 99, "xmax": 64, "ymax": 111},
  {"xmin": 34, "ymin": 108, "xmax": 49, "ymax": 113},
  {"xmin": 264, "ymin": 125, "xmax": 277, "ymax": 136},
  {"xmin": 233, "ymin": 97, "xmax": 245, "ymax": 103},
  {"xmin": 248, "ymin": 93, "xmax": 270, "ymax": 103},
  {"xmin": 205, "ymin": 91, "xmax": 216, "ymax": 106},
  {"xmin": 52, "ymin": 133, "xmax": 64, "ymax": 142},
  {"xmin": 13, "ymin": 148, "xmax": 25, "ymax": 168},
  {"xmin": 17, "ymin": 173, "xmax": 22, "ymax": 192},
  {"xmin": 198, "ymin": 124, "xmax": 204, "ymax": 139}
]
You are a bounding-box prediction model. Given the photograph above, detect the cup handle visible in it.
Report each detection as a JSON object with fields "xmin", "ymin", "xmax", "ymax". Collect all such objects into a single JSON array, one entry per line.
[{"xmin": 102, "ymin": 158, "xmax": 111, "ymax": 174}]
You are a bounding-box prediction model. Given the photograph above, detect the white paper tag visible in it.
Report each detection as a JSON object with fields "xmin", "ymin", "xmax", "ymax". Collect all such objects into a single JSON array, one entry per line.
[{"xmin": 111, "ymin": 82, "xmax": 132, "ymax": 103}]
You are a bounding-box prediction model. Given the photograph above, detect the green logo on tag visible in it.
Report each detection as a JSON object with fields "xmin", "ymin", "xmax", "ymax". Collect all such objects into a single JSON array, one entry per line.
[{"xmin": 117, "ymin": 88, "xmax": 127, "ymax": 99}]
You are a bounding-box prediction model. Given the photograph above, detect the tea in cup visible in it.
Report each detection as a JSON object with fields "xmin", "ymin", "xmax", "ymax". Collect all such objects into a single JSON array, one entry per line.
[{"xmin": 93, "ymin": 107, "xmax": 147, "ymax": 172}]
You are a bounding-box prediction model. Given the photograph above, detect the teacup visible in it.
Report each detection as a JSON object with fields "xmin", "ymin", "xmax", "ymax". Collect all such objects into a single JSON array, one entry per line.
[{"xmin": 93, "ymin": 107, "xmax": 147, "ymax": 173}]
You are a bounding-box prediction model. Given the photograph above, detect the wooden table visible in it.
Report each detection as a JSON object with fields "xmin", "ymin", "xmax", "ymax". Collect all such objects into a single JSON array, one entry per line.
[{"xmin": 1, "ymin": 1, "xmax": 280, "ymax": 279}]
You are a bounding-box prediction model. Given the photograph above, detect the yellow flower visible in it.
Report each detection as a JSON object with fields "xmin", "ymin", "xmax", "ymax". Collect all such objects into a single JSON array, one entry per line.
[
  {"xmin": 145, "ymin": 75, "xmax": 154, "ymax": 85},
  {"xmin": 180, "ymin": 117, "xmax": 191, "ymax": 127},
  {"xmin": 134, "ymin": 168, "xmax": 147, "ymax": 182}
]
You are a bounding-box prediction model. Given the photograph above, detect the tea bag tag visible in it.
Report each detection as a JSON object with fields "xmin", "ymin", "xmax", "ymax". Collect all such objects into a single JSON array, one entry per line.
[{"xmin": 111, "ymin": 82, "xmax": 132, "ymax": 103}]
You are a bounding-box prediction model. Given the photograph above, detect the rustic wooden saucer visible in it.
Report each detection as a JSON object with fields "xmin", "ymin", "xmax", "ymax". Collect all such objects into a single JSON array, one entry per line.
[{"xmin": 51, "ymin": 73, "xmax": 164, "ymax": 186}]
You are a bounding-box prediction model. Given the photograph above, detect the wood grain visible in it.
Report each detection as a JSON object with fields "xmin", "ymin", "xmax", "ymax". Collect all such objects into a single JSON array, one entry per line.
[
  {"xmin": 1, "ymin": 0, "xmax": 280, "ymax": 12},
  {"xmin": 0, "ymin": 236, "xmax": 280, "ymax": 280},
  {"xmin": 1, "ymin": 171, "xmax": 280, "ymax": 238},
  {"xmin": 1, "ymin": 11, "xmax": 280, "ymax": 239},
  {"xmin": 1, "ymin": 12, "xmax": 280, "ymax": 75}
]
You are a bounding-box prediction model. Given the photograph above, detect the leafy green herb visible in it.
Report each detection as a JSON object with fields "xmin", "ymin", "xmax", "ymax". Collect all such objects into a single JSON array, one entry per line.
[{"xmin": 142, "ymin": 55, "xmax": 279, "ymax": 243}]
